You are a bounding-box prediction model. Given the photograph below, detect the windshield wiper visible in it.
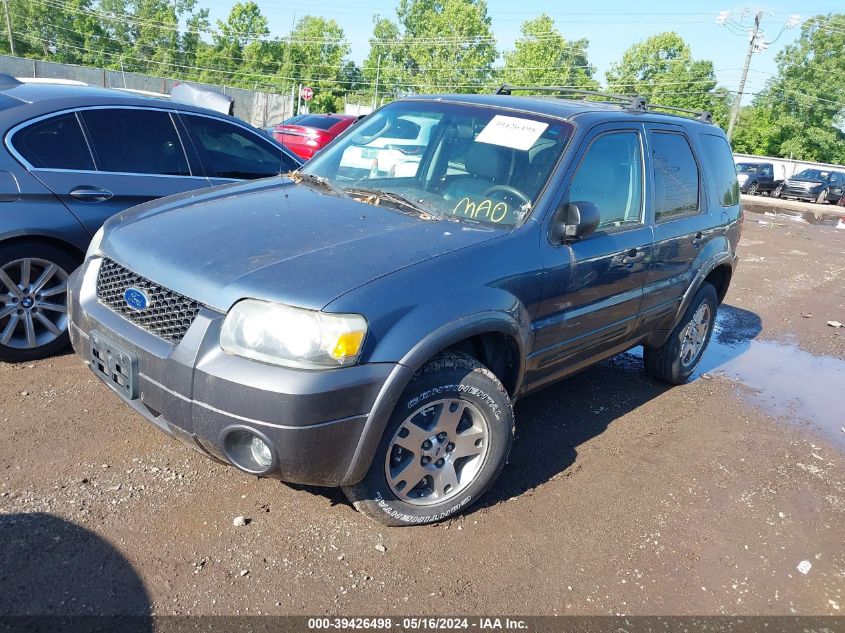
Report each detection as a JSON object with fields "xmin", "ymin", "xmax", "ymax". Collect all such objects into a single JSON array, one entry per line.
[
  {"xmin": 343, "ymin": 187, "xmax": 438, "ymax": 221},
  {"xmin": 288, "ymin": 171, "xmax": 345, "ymax": 197}
]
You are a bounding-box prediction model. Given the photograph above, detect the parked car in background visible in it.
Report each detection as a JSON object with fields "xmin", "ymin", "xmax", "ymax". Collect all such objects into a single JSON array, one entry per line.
[
  {"xmin": 735, "ymin": 161, "xmax": 782, "ymax": 196},
  {"xmin": 273, "ymin": 114, "xmax": 359, "ymax": 160},
  {"xmin": 0, "ymin": 75, "xmax": 301, "ymax": 362},
  {"xmin": 778, "ymin": 168, "xmax": 845, "ymax": 204},
  {"xmin": 67, "ymin": 89, "xmax": 740, "ymax": 525},
  {"xmin": 338, "ymin": 114, "xmax": 441, "ymax": 179}
]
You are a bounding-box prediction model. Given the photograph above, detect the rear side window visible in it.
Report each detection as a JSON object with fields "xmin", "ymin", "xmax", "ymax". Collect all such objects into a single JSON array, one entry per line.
[
  {"xmin": 182, "ymin": 114, "xmax": 297, "ymax": 179},
  {"xmin": 293, "ymin": 115, "xmax": 343, "ymax": 130},
  {"xmin": 80, "ymin": 109, "xmax": 189, "ymax": 176},
  {"xmin": 699, "ymin": 134, "xmax": 740, "ymax": 207},
  {"xmin": 12, "ymin": 113, "xmax": 94, "ymax": 170},
  {"xmin": 651, "ymin": 132, "xmax": 700, "ymax": 220}
]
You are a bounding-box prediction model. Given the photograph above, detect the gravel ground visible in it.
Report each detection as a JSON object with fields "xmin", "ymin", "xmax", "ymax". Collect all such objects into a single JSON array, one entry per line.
[{"xmin": 0, "ymin": 217, "xmax": 843, "ymax": 617}]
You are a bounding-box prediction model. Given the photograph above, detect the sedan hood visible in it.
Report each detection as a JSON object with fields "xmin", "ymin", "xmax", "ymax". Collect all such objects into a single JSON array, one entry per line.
[{"xmin": 101, "ymin": 178, "xmax": 500, "ymax": 311}]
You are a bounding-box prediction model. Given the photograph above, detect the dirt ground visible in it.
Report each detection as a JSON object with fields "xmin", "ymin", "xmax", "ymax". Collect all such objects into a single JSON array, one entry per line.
[{"xmin": 1, "ymin": 211, "xmax": 843, "ymax": 617}]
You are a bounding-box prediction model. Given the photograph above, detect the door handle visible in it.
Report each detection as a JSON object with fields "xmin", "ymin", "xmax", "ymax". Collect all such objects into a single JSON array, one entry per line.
[
  {"xmin": 691, "ymin": 231, "xmax": 704, "ymax": 247},
  {"xmin": 622, "ymin": 248, "xmax": 646, "ymax": 266},
  {"xmin": 69, "ymin": 187, "xmax": 113, "ymax": 202}
]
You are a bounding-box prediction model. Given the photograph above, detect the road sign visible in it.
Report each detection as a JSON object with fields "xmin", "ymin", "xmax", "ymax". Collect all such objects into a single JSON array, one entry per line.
[{"xmin": 300, "ymin": 86, "xmax": 314, "ymax": 101}]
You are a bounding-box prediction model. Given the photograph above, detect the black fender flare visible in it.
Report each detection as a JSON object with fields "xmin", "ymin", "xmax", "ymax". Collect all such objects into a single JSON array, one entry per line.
[
  {"xmin": 340, "ymin": 311, "xmax": 528, "ymax": 485},
  {"xmin": 669, "ymin": 252, "xmax": 737, "ymax": 332}
]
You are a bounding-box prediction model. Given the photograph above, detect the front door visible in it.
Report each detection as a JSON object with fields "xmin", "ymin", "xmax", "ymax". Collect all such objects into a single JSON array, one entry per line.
[{"xmin": 528, "ymin": 124, "xmax": 653, "ymax": 388}]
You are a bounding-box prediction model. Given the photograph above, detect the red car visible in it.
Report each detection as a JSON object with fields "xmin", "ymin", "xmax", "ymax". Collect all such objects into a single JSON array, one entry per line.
[{"xmin": 273, "ymin": 114, "xmax": 358, "ymax": 160}]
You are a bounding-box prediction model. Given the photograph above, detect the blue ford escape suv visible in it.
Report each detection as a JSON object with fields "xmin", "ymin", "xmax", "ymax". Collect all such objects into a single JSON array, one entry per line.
[{"xmin": 68, "ymin": 88, "xmax": 741, "ymax": 526}]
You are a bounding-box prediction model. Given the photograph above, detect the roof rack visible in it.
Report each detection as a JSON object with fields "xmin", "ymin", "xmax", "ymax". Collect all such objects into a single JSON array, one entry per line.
[
  {"xmin": 641, "ymin": 102, "xmax": 713, "ymax": 123},
  {"xmin": 494, "ymin": 84, "xmax": 713, "ymax": 124},
  {"xmin": 495, "ymin": 85, "xmax": 647, "ymax": 111}
]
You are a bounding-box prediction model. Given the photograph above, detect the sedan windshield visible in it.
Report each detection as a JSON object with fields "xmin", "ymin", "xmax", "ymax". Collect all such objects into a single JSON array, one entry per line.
[{"xmin": 300, "ymin": 101, "xmax": 574, "ymax": 227}]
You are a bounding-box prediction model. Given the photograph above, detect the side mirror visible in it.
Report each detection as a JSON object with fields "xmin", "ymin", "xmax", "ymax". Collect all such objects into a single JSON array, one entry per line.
[{"xmin": 551, "ymin": 201, "xmax": 601, "ymax": 243}]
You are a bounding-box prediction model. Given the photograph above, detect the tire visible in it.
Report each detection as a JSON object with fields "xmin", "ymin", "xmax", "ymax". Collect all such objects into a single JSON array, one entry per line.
[
  {"xmin": 0, "ymin": 241, "xmax": 79, "ymax": 363},
  {"xmin": 746, "ymin": 181, "xmax": 758, "ymax": 195},
  {"xmin": 772, "ymin": 183, "xmax": 783, "ymax": 198},
  {"xmin": 643, "ymin": 282, "xmax": 718, "ymax": 385},
  {"xmin": 816, "ymin": 188, "xmax": 828, "ymax": 204},
  {"xmin": 343, "ymin": 351, "xmax": 514, "ymax": 526}
]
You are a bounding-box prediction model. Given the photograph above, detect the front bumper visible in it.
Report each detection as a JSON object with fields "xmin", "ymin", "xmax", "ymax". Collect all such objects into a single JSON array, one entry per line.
[
  {"xmin": 781, "ymin": 184, "xmax": 823, "ymax": 201},
  {"xmin": 68, "ymin": 257, "xmax": 398, "ymax": 486}
]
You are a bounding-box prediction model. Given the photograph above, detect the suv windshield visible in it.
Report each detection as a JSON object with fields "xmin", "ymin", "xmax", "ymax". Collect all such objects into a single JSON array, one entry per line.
[
  {"xmin": 795, "ymin": 168, "xmax": 829, "ymax": 180},
  {"xmin": 301, "ymin": 101, "xmax": 574, "ymax": 227}
]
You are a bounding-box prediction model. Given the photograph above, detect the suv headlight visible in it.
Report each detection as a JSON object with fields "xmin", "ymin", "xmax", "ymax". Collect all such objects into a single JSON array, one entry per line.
[
  {"xmin": 86, "ymin": 226, "xmax": 105, "ymax": 259},
  {"xmin": 220, "ymin": 299, "xmax": 368, "ymax": 369},
  {"xmin": 736, "ymin": 173, "xmax": 749, "ymax": 184}
]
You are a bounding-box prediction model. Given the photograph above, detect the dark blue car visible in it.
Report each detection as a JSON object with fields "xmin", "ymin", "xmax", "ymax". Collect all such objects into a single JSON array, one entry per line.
[
  {"xmin": 0, "ymin": 76, "xmax": 301, "ymax": 361},
  {"xmin": 67, "ymin": 88, "xmax": 741, "ymax": 525}
]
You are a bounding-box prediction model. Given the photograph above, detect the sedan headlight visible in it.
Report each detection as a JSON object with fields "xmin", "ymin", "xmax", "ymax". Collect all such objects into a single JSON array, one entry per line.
[
  {"xmin": 86, "ymin": 226, "xmax": 105, "ymax": 260},
  {"xmin": 220, "ymin": 299, "xmax": 368, "ymax": 369}
]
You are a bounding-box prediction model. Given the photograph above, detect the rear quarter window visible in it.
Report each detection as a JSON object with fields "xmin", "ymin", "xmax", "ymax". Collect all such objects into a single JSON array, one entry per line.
[{"xmin": 700, "ymin": 133, "xmax": 740, "ymax": 207}]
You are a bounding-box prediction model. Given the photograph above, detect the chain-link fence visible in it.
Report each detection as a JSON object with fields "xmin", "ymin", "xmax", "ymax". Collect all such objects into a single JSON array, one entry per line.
[{"xmin": 0, "ymin": 55, "xmax": 294, "ymax": 128}]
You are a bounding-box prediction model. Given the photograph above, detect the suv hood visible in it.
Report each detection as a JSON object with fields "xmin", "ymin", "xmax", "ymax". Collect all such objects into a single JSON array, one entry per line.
[
  {"xmin": 101, "ymin": 178, "xmax": 500, "ymax": 312},
  {"xmin": 787, "ymin": 177, "xmax": 824, "ymax": 185}
]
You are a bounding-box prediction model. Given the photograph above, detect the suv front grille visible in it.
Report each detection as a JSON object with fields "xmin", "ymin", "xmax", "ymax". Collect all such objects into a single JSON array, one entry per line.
[{"xmin": 96, "ymin": 258, "xmax": 201, "ymax": 343}]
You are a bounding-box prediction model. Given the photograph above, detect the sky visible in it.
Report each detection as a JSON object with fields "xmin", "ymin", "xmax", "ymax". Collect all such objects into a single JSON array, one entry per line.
[{"xmin": 201, "ymin": 0, "xmax": 841, "ymax": 103}]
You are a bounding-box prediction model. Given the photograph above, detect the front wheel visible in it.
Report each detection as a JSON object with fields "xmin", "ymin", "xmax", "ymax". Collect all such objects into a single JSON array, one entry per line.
[
  {"xmin": 343, "ymin": 351, "xmax": 514, "ymax": 526},
  {"xmin": 643, "ymin": 282, "xmax": 717, "ymax": 384},
  {"xmin": 746, "ymin": 181, "xmax": 758, "ymax": 195},
  {"xmin": 816, "ymin": 188, "xmax": 828, "ymax": 204},
  {"xmin": 0, "ymin": 241, "xmax": 77, "ymax": 362}
]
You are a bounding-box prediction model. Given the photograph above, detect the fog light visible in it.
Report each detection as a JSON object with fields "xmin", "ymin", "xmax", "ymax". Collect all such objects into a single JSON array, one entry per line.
[
  {"xmin": 250, "ymin": 435, "xmax": 272, "ymax": 469},
  {"xmin": 222, "ymin": 427, "xmax": 276, "ymax": 475}
]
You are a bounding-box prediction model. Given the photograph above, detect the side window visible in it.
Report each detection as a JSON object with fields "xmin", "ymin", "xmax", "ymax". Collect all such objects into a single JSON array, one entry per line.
[
  {"xmin": 12, "ymin": 113, "xmax": 94, "ymax": 170},
  {"xmin": 182, "ymin": 115, "xmax": 295, "ymax": 179},
  {"xmin": 568, "ymin": 131, "xmax": 643, "ymax": 230},
  {"xmin": 651, "ymin": 132, "xmax": 700, "ymax": 220},
  {"xmin": 699, "ymin": 133, "xmax": 739, "ymax": 207},
  {"xmin": 80, "ymin": 109, "xmax": 189, "ymax": 176}
]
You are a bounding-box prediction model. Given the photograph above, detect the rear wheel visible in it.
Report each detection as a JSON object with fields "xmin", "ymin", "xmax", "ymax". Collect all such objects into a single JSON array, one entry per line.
[
  {"xmin": 0, "ymin": 242, "xmax": 78, "ymax": 362},
  {"xmin": 343, "ymin": 351, "xmax": 514, "ymax": 526},
  {"xmin": 643, "ymin": 282, "xmax": 717, "ymax": 385},
  {"xmin": 772, "ymin": 183, "xmax": 784, "ymax": 198}
]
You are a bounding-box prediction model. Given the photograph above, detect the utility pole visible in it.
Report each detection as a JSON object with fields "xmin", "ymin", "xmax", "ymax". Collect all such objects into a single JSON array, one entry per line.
[
  {"xmin": 726, "ymin": 10, "xmax": 762, "ymax": 140},
  {"xmin": 719, "ymin": 9, "xmax": 801, "ymax": 141},
  {"xmin": 2, "ymin": 0, "xmax": 14, "ymax": 56}
]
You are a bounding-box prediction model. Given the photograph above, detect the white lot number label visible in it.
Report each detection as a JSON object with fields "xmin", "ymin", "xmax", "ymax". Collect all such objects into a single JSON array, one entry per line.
[{"xmin": 475, "ymin": 115, "xmax": 549, "ymax": 151}]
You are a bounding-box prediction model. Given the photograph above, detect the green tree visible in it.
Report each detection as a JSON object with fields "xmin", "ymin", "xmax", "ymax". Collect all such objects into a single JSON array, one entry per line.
[
  {"xmin": 194, "ymin": 2, "xmax": 272, "ymax": 85},
  {"xmin": 364, "ymin": 0, "xmax": 496, "ymax": 94},
  {"xmin": 738, "ymin": 14, "xmax": 845, "ymax": 163},
  {"xmin": 284, "ymin": 15, "xmax": 349, "ymax": 96},
  {"xmin": 501, "ymin": 14, "xmax": 598, "ymax": 93},
  {"xmin": 606, "ymin": 32, "xmax": 729, "ymax": 125}
]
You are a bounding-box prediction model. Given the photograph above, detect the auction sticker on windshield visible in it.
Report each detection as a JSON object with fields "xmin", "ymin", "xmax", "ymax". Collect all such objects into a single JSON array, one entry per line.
[{"xmin": 475, "ymin": 115, "xmax": 549, "ymax": 151}]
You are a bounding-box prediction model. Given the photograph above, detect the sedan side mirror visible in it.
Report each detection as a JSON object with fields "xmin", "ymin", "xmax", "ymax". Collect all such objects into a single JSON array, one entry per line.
[{"xmin": 551, "ymin": 201, "xmax": 601, "ymax": 243}]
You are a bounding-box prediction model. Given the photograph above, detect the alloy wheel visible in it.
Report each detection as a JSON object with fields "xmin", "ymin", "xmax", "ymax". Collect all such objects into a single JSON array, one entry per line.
[
  {"xmin": 0, "ymin": 258, "xmax": 69, "ymax": 350},
  {"xmin": 679, "ymin": 302, "xmax": 710, "ymax": 368},
  {"xmin": 384, "ymin": 398, "xmax": 489, "ymax": 506}
]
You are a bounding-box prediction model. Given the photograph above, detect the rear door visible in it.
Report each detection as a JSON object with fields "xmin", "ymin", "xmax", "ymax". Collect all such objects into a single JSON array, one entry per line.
[
  {"xmin": 529, "ymin": 123, "xmax": 653, "ymax": 386},
  {"xmin": 11, "ymin": 107, "xmax": 211, "ymax": 235},
  {"xmin": 179, "ymin": 113, "xmax": 301, "ymax": 184},
  {"xmin": 638, "ymin": 124, "xmax": 716, "ymax": 325}
]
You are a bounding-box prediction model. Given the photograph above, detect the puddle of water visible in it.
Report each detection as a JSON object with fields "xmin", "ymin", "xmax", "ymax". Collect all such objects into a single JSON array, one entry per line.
[{"xmin": 628, "ymin": 307, "xmax": 845, "ymax": 449}]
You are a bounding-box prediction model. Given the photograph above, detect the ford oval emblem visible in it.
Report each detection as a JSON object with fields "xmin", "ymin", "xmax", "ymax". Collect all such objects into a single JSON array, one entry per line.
[{"xmin": 123, "ymin": 287, "xmax": 151, "ymax": 311}]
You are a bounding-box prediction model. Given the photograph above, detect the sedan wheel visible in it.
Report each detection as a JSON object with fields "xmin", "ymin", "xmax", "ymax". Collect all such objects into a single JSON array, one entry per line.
[{"xmin": 0, "ymin": 242, "xmax": 77, "ymax": 362}]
